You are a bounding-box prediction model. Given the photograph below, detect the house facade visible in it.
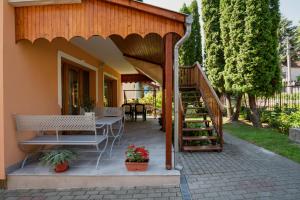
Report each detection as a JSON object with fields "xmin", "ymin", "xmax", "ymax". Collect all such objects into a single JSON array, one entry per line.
[{"xmin": 0, "ymin": 0, "xmax": 189, "ymax": 187}]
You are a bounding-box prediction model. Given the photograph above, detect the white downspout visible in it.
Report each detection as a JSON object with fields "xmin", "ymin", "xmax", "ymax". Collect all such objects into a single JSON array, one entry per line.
[{"xmin": 173, "ymin": 15, "xmax": 193, "ymax": 170}]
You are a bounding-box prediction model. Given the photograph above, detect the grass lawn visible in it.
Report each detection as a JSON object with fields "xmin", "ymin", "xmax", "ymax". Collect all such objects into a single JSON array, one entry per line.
[{"xmin": 224, "ymin": 122, "xmax": 300, "ymax": 164}]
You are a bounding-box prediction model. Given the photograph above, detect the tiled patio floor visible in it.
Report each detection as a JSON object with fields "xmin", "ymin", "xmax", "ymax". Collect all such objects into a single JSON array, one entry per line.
[{"xmin": 7, "ymin": 118, "xmax": 179, "ymax": 189}]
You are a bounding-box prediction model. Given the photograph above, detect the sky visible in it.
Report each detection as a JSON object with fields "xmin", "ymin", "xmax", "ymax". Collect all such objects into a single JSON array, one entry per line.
[{"xmin": 144, "ymin": 0, "xmax": 300, "ymax": 25}]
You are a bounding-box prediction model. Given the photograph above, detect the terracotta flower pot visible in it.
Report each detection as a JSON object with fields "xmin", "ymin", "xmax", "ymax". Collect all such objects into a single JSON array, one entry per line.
[
  {"xmin": 125, "ymin": 160, "xmax": 149, "ymax": 171},
  {"xmin": 55, "ymin": 161, "xmax": 69, "ymax": 173}
]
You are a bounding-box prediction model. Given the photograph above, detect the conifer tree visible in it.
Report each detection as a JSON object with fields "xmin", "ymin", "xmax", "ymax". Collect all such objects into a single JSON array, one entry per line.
[
  {"xmin": 202, "ymin": 0, "xmax": 225, "ymax": 92},
  {"xmin": 269, "ymin": 0, "xmax": 281, "ymax": 94},
  {"xmin": 222, "ymin": 0, "xmax": 246, "ymax": 121},
  {"xmin": 179, "ymin": 3, "xmax": 193, "ymax": 66},
  {"xmin": 179, "ymin": 1, "xmax": 202, "ymax": 66},
  {"xmin": 238, "ymin": 0, "xmax": 280, "ymax": 127},
  {"xmin": 190, "ymin": 0, "xmax": 202, "ymax": 64}
]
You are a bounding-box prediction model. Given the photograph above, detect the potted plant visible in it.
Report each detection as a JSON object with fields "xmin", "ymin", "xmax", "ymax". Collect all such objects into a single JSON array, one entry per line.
[
  {"xmin": 125, "ymin": 145, "xmax": 149, "ymax": 171},
  {"xmin": 40, "ymin": 150, "xmax": 77, "ymax": 173},
  {"xmin": 80, "ymin": 97, "xmax": 95, "ymax": 113}
]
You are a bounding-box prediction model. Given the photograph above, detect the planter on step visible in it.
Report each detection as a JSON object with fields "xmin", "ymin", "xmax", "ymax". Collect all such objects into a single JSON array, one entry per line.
[
  {"xmin": 125, "ymin": 145, "xmax": 149, "ymax": 171},
  {"xmin": 125, "ymin": 160, "xmax": 149, "ymax": 171},
  {"xmin": 55, "ymin": 161, "xmax": 69, "ymax": 173}
]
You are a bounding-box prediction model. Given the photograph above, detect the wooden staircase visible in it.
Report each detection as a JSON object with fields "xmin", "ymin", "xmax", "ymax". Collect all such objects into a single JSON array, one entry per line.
[{"xmin": 178, "ymin": 63, "xmax": 224, "ymax": 152}]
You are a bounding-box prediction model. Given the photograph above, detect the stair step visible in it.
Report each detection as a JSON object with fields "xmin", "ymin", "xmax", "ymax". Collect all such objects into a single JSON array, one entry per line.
[
  {"xmin": 185, "ymin": 113, "xmax": 208, "ymax": 116},
  {"xmin": 180, "ymin": 86, "xmax": 197, "ymax": 91},
  {"xmin": 183, "ymin": 145, "xmax": 222, "ymax": 152},
  {"xmin": 182, "ymin": 96, "xmax": 201, "ymax": 98},
  {"xmin": 182, "ymin": 127, "xmax": 214, "ymax": 132},
  {"xmin": 185, "ymin": 120, "xmax": 211, "ymax": 123},
  {"xmin": 182, "ymin": 136, "xmax": 217, "ymax": 141},
  {"xmin": 185, "ymin": 107, "xmax": 204, "ymax": 110}
]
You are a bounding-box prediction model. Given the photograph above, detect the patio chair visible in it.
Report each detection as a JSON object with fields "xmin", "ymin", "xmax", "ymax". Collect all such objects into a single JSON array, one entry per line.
[
  {"xmin": 135, "ymin": 104, "xmax": 146, "ymax": 121},
  {"xmin": 122, "ymin": 103, "xmax": 133, "ymax": 120}
]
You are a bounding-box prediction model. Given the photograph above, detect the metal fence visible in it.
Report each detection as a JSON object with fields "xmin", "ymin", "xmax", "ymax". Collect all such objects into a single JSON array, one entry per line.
[{"xmin": 256, "ymin": 81, "xmax": 300, "ymax": 110}]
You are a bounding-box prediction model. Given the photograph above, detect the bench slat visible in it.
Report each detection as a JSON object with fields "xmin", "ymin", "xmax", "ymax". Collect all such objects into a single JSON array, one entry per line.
[{"xmin": 20, "ymin": 135, "xmax": 106, "ymax": 145}]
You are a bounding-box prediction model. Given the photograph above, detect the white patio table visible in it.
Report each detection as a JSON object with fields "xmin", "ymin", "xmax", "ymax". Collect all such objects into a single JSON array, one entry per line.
[{"xmin": 96, "ymin": 116, "xmax": 124, "ymax": 158}]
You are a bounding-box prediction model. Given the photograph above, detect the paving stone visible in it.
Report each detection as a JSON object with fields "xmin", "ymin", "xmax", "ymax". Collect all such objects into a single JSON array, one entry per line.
[{"xmin": 178, "ymin": 133, "xmax": 300, "ymax": 200}]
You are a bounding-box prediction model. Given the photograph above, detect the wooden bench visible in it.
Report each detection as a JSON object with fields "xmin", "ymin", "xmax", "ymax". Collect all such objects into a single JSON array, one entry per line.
[{"xmin": 15, "ymin": 114, "xmax": 108, "ymax": 169}]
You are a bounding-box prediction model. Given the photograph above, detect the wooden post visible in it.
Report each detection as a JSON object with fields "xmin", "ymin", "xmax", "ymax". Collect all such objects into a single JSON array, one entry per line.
[
  {"xmin": 161, "ymin": 66, "xmax": 166, "ymax": 131},
  {"xmin": 165, "ymin": 33, "xmax": 173, "ymax": 170}
]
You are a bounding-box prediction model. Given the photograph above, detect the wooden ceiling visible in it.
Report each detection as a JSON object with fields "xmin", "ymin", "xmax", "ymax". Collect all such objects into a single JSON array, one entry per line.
[{"xmin": 110, "ymin": 33, "xmax": 181, "ymax": 65}]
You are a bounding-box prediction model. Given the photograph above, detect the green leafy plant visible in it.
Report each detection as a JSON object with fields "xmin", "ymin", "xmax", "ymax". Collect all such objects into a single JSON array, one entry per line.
[
  {"xmin": 40, "ymin": 150, "xmax": 77, "ymax": 168},
  {"xmin": 81, "ymin": 97, "xmax": 95, "ymax": 112},
  {"xmin": 126, "ymin": 145, "xmax": 149, "ymax": 163}
]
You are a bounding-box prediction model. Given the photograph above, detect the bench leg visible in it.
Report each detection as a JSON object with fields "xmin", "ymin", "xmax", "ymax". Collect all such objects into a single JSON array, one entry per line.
[
  {"xmin": 95, "ymin": 138, "xmax": 109, "ymax": 170},
  {"xmin": 20, "ymin": 145, "xmax": 45, "ymax": 168},
  {"xmin": 109, "ymin": 136, "xmax": 119, "ymax": 159},
  {"xmin": 21, "ymin": 154, "xmax": 31, "ymax": 168}
]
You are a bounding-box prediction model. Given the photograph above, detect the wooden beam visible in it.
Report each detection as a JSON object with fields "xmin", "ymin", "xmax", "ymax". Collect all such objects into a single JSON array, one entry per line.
[
  {"xmin": 103, "ymin": 0, "xmax": 186, "ymax": 23},
  {"xmin": 123, "ymin": 54, "xmax": 162, "ymax": 66},
  {"xmin": 121, "ymin": 74, "xmax": 153, "ymax": 83},
  {"xmin": 165, "ymin": 33, "xmax": 173, "ymax": 170}
]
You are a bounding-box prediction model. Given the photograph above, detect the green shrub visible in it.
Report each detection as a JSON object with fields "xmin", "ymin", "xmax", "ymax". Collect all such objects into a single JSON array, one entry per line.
[{"xmin": 259, "ymin": 105, "xmax": 300, "ymax": 134}]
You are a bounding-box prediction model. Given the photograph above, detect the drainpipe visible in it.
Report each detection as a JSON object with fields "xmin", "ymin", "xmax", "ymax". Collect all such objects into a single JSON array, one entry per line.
[{"xmin": 173, "ymin": 15, "xmax": 193, "ymax": 170}]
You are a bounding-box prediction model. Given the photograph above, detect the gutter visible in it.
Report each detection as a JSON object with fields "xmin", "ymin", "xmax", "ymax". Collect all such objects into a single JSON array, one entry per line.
[{"xmin": 173, "ymin": 15, "xmax": 193, "ymax": 170}]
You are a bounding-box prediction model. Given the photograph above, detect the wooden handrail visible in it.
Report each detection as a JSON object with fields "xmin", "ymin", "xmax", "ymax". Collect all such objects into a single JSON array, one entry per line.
[
  {"xmin": 194, "ymin": 62, "xmax": 224, "ymax": 111},
  {"xmin": 179, "ymin": 62, "xmax": 224, "ymax": 147}
]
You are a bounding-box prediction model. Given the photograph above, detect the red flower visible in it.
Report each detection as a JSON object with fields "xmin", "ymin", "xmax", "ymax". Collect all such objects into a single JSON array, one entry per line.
[
  {"xmin": 128, "ymin": 144, "xmax": 135, "ymax": 149},
  {"xmin": 136, "ymin": 147, "xmax": 149, "ymax": 159}
]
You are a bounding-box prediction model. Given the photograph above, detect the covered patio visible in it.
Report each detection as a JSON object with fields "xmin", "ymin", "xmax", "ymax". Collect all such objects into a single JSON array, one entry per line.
[
  {"xmin": 8, "ymin": 118, "xmax": 180, "ymax": 189},
  {"xmin": 0, "ymin": 0, "xmax": 191, "ymax": 189}
]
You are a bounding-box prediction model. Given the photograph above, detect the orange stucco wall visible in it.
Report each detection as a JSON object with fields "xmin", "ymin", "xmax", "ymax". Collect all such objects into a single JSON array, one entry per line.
[
  {"xmin": 0, "ymin": 0, "xmax": 5, "ymax": 181},
  {"xmin": 1, "ymin": 0, "xmax": 122, "ymax": 170}
]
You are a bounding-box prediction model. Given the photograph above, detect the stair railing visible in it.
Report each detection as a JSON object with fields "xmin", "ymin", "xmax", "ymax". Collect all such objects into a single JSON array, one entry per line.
[
  {"xmin": 179, "ymin": 66, "xmax": 197, "ymax": 88},
  {"xmin": 180, "ymin": 62, "xmax": 224, "ymax": 148}
]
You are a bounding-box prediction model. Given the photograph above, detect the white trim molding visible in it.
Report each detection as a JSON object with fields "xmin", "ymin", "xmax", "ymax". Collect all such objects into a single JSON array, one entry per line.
[{"xmin": 57, "ymin": 51, "xmax": 99, "ymax": 108}]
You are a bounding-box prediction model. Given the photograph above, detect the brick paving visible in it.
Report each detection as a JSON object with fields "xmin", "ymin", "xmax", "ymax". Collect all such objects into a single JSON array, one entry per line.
[
  {"xmin": 1, "ymin": 132, "xmax": 300, "ymax": 200},
  {"xmin": 0, "ymin": 186, "xmax": 182, "ymax": 200},
  {"xmin": 178, "ymin": 133, "xmax": 300, "ymax": 200}
]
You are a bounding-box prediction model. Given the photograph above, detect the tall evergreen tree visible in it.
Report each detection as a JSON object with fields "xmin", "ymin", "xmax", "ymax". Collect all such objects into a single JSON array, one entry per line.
[
  {"xmin": 222, "ymin": 0, "xmax": 245, "ymax": 94},
  {"xmin": 221, "ymin": 0, "xmax": 246, "ymax": 121},
  {"xmin": 179, "ymin": 3, "xmax": 193, "ymax": 66},
  {"xmin": 238, "ymin": 0, "xmax": 281, "ymax": 127},
  {"xmin": 269, "ymin": 0, "xmax": 281, "ymax": 93},
  {"xmin": 190, "ymin": 0, "xmax": 202, "ymax": 64},
  {"xmin": 202, "ymin": 0, "xmax": 225, "ymax": 92},
  {"xmin": 179, "ymin": 1, "xmax": 202, "ymax": 66}
]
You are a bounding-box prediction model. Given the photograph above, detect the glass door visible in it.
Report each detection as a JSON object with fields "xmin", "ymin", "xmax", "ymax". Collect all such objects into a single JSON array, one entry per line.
[{"xmin": 62, "ymin": 62, "xmax": 90, "ymax": 115}]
